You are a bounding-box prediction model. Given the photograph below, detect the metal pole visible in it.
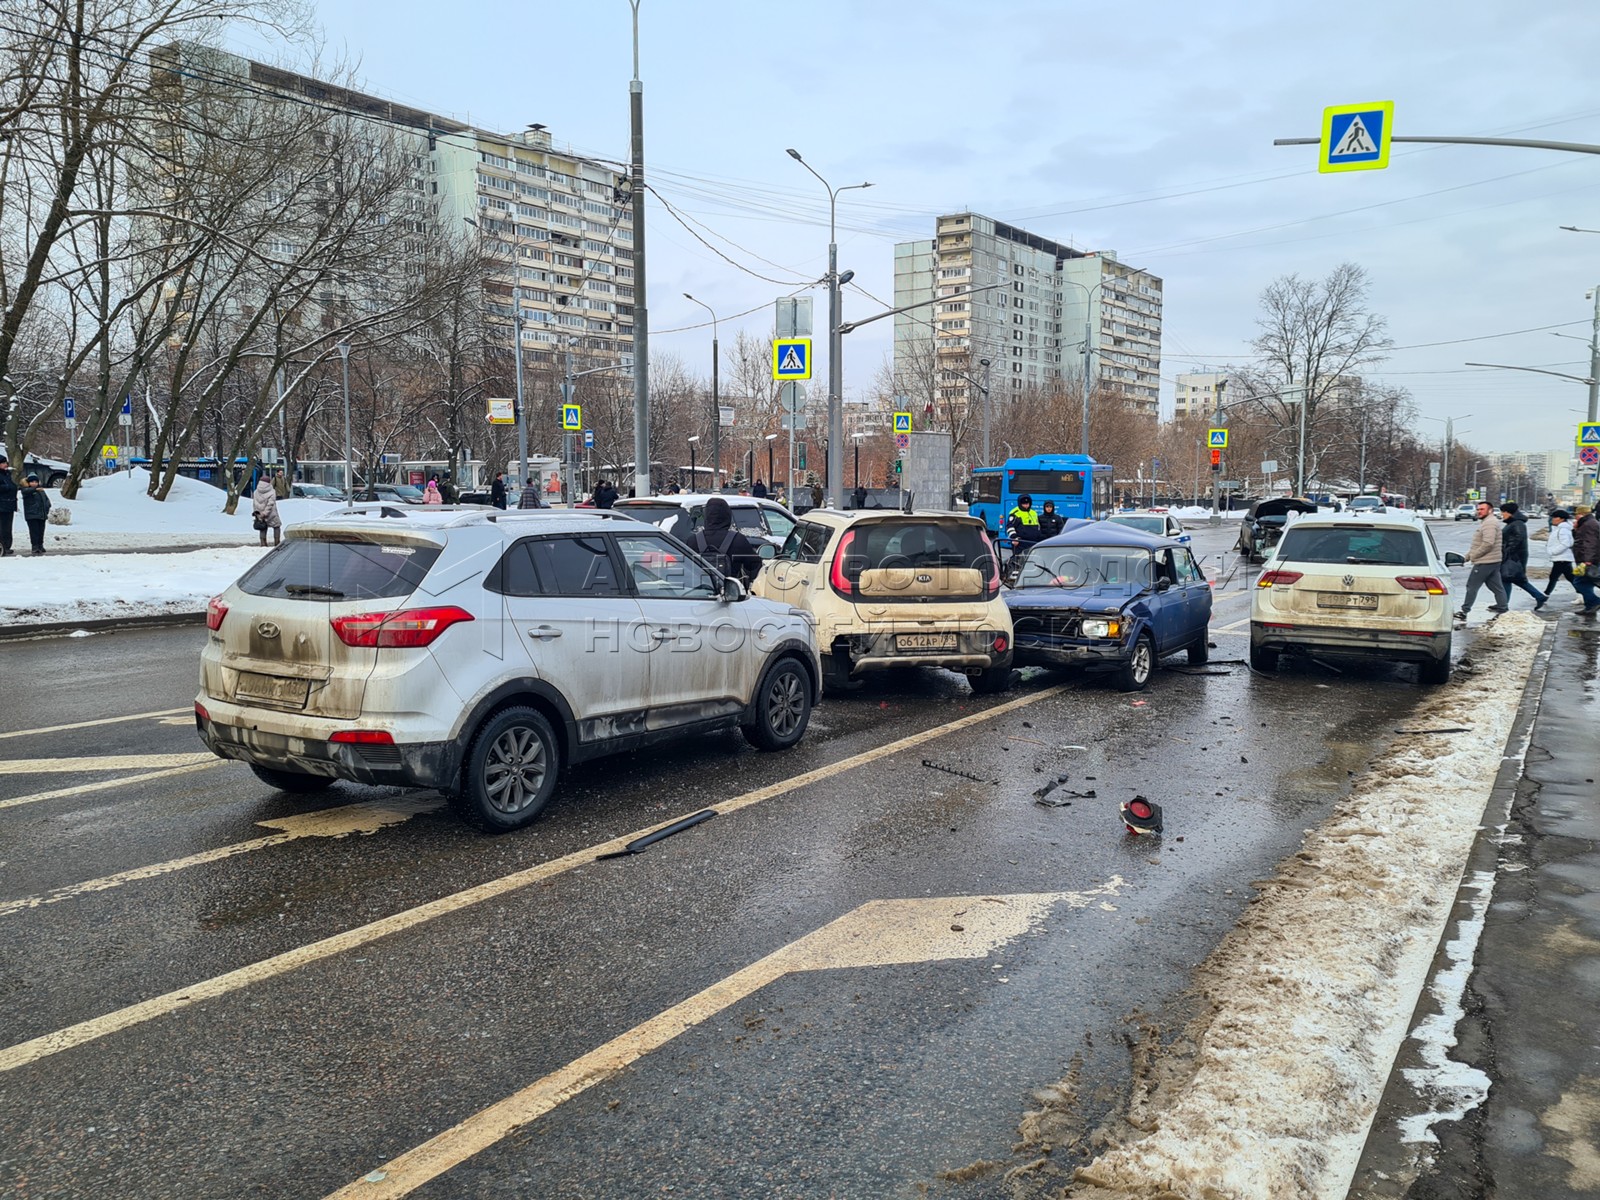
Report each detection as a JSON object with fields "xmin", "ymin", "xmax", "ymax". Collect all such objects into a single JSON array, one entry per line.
[
  {"xmin": 1589, "ymin": 287, "xmax": 1600, "ymax": 504},
  {"xmin": 1210, "ymin": 379, "xmax": 1226, "ymax": 525},
  {"xmin": 338, "ymin": 341, "xmax": 352, "ymax": 507},
  {"xmin": 1296, "ymin": 384, "xmax": 1308, "ymax": 496},
  {"xmin": 980, "ymin": 357, "xmax": 992, "ymax": 466},
  {"xmin": 513, "ymin": 288, "xmax": 529, "ymax": 493},
  {"xmin": 1275, "ymin": 134, "xmax": 1600, "ymax": 156},
  {"xmin": 1358, "ymin": 409, "xmax": 1367, "ymax": 494},
  {"xmin": 710, "ymin": 329, "xmax": 720, "ymax": 492},
  {"xmin": 1443, "ymin": 418, "xmax": 1452, "ymax": 511},
  {"xmin": 1080, "ymin": 303, "xmax": 1093, "ymax": 457},
  {"xmin": 827, "ymin": 233, "xmax": 842, "ymax": 508},
  {"xmin": 689, "ymin": 438, "xmax": 695, "ymax": 485},
  {"xmin": 628, "ymin": 1, "xmax": 651, "ymax": 499},
  {"xmin": 564, "ymin": 346, "xmax": 576, "ymax": 505}
]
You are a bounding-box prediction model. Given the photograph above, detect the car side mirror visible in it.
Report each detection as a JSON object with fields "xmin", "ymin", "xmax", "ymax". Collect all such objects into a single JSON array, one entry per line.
[
  {"xmin": 721, "ymin": 576, "xmax": 746, "ymax": 602},
  {"xmin": 758, "ymin": 542, "xmax": 776, "ymax": 560},
  {"xmin": 1444, "ymin": 551, "xmax": 1466, "ymax": 567},
  {"xmin": 1155, "ymin": 579, "xmax": 1172, "ymax": 593}
]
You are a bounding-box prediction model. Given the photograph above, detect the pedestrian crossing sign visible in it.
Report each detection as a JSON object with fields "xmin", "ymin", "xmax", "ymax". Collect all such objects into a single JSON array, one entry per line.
[
  {"xmin": 1320, "ymin": 101, "xmax": 1394, "ymax": 173},
  {"xmin": 893, "ymin": 411, "xmax": 912, "ymax": 434},
  {"xmin": 1207, "ymin": 428, "xmax": 1229, "ymax": 448},
  {"xmin": 772, "ymin": 338, "xmax": 812, "ymax": 381},
  {"xmin": 1577, "ymin": 421, "xmax": 1600, "ymax": 447},
  {"xmin": 562, "ymin": 404, "xmax": 581, "ymax": 431}
]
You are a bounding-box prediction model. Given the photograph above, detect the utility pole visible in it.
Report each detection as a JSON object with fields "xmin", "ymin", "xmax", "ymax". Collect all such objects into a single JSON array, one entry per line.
[
  {"xmin": 512, "ymin": 287, "xmax": 530, "ymax": 492},
  {"xmin": 1589, "ymin": 286, "xmax": 1599, "ymax": 504},
  {"xmin": 1209, "ymin": 378, "xmax": 1226, "ymax": 525},
  {"xmin": 338, "ymin": 341, "xmax": 352, "ymax": 507},
  {"xmin": 1358, "ymin": 408, "xmax": 1367, "ymax": 494},
  {"xmin": 628, "ymin": 0, "xmax": 650, "ymax": 498},
  {"xmin": 684, "ymin": 294, "xmax": 720, "ymax": 491},
  {"xmin": 979, "ymin": 357, "xmax": 992, "ymax": 466},
  {"xmin": 563, "ymin": 343, "xmax": 576, "ymax": 504},
  {"xmin": 1294, "ymin": 382, "xmax": 1309, "ymax": 497}
]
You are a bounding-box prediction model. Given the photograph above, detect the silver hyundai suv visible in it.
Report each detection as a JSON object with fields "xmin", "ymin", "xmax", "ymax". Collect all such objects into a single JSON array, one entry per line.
[{"xmin": 196, "ymin": 508, "xmax": 820, "ymax": 831}]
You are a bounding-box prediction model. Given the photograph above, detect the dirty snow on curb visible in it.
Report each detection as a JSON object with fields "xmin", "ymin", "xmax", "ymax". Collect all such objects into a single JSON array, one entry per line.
[
  {"xmin": 0, "ymin": 547, "xmax": 267, "ymax": 626},
  {"xmin": 1068, "ymin": 613, "xmax": 1544, "ymax": 1200}
]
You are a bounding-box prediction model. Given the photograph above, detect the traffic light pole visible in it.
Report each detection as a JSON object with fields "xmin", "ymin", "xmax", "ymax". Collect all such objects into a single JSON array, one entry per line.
[{"xmin": 1209, "ymin": 380, "xmax": 1226, "ymax": 526}]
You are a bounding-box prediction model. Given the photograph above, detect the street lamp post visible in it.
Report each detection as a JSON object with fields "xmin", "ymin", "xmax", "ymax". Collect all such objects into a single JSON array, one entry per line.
[
  {"xmin": 786, "ymin": 148, "xmax": 872, "ymax": 509},
  {"xmin": 337, "ymin": 340, "xmax": 352, "ymax": 507},
  {"xmin": 683, "ymin": 293, "xmax": 720, "ymax": 492},
  {"xmin": 627, "ymin": 0, "xmax": 651, "ymax": 499},
  {"xmin": 687, "ymin": 434, "xmax": 698, "ymax": 488},
  {"xmin": 512, "ymin": 287, "xmax": 530, "ymax": 493},
  {"xmin": 766, "ymin": 433, "xmax": 777, "ymax": 488},
  {"xmin": 979, "ymin": 357, "xmax": 992, "ymax": 466},
  {"xmin": 1059, "ymin": 279, "xmax": 1104, "ymax": 457}
]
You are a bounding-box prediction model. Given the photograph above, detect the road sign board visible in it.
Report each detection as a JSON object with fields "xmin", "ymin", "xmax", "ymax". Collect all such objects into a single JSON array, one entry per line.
[
  {"xmin": 1320, "ymin": 101, "xmax": 1394, "ymax": 173},
  {"xmin": 1207, "ymin": 428, "xmax": 1229, "ymax": 448},
  {"xmin": 775, "ymin": 297, "xmax": 813, "ymax": 338},
  {"xmin": 1261, "ymin": 459, "xmax": 1279, "ymax": 474},
  {"xmin": 1577, "ymin": 421, "xmax": 1600, "ymax": 446},
  {"xmin": 895, "ymin": 433, "xmax": 909, "ymax": 451},
  {"xmin": 101, "ymin": 444, "xmax": 118, "ymax": 460},
  {"xmin": 893, "ymin": 411, "xmax": 912, "ymax": 434},
  {"xmin": 487, "ymin": 398, "xmax": 515, "ymax": 425},
  {"xmin": 562, "ymin": 404, "xmax": 582, "ymax": 431},
  {"xmin": 584, "ymin": 429, "xmax": 595, "ymax": 449},
  {"xmin": 120, "ymin": 396, "xmax": 132, "ymax": 425},
  {"xmin": 772, "ymin": 338, "xmax": 812, "ymax": 381},
  {"xmin": 63, "ymin": 398, "xmax": 75, "ymax": 420},
  {"xmin": 1580, "ymin": 445, "xmax": 1599, "ymax": 467},
  {"xmin": 1219, "ymin": 480, "xmax": 1241, "ymax": 489}
]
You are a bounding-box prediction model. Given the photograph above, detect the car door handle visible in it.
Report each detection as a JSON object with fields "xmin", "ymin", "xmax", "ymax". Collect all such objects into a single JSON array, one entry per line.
[
  {"xmin": 527, "ymin": 625, "xmax": 562, "ymax": 640},
  {"xmin": 650, "ymin": 628, "xmax": 674, "ymax": 641}
]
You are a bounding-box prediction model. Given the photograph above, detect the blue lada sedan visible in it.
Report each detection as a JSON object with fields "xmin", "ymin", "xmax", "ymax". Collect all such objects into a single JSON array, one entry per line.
[{"xmin": 1002, "ymin": 522, "xmax": 1213, "ymax": 691}]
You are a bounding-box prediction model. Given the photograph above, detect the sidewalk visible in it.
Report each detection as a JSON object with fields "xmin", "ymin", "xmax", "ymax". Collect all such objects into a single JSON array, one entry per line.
[{"xmin": 1351, "ymin": 607, "xmax": 1600, "ymax": 1198}]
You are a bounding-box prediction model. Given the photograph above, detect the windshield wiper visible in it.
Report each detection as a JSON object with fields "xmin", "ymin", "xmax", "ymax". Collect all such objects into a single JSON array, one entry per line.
[
  {"xmin": 286, "ymin": 583, "xmax": 346, "ymax": 598},
  {"xmin": 1346, "ymin": 557, "xmax": 1408, "ymax": 565}
]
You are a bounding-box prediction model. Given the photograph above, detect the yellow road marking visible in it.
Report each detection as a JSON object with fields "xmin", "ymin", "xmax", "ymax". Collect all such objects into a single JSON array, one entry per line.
[
  {"xmin": 0, "ymin": 752, "xmax": 216, "ymax": 776},
  {"xmin": 0, "ymin": 707, "xmax": 191, "ymax": 742},
  {"xmin": 327, "ymin": 881, "xmax": 1124, "ymax": 1199},
  {"xmin": 0, "ymin": 798, "xmax": 442, "ymax": 919},
  {"xmin": 0, "ymin": 685, "xmax": 1064, "ymax": 1075},
  {"xmin": 0, "ymin": 762, "xmax": 224, "ymax": 812}
]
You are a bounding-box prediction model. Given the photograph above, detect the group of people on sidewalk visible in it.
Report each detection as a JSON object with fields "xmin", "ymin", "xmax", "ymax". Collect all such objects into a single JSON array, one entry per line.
[
  {"xmin": 1458, "ymin": 499, "xmax": 1600, "ymax": 619},
  {"xmin": 0, "ymin": 454, "xmax": 52, "ymax": 557}
]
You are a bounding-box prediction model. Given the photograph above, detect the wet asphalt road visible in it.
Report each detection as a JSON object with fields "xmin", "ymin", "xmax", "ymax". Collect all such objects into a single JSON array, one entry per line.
[{"xmin": 0, "ymin": 521, "xmax": 1496, "ymax": 1199}]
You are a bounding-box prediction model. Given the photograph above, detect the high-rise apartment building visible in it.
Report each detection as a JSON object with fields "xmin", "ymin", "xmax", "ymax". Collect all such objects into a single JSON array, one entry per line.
[
  {"xmin": 893, "ymin": 213, "xmax": 1162, "ymax": 419},
  {"xmin": 1174, "ymin": 372, "xmax": 1228, "ymax": 420}
]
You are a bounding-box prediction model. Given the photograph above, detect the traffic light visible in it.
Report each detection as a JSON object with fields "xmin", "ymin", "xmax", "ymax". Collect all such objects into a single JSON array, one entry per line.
[
  {"xmin": 1210, "ymin": 449, "xmax": 1222, "ymax": 467},
  {"xmin": 894, "ymin": 459, "xmax": 903, "ymax": 475}
]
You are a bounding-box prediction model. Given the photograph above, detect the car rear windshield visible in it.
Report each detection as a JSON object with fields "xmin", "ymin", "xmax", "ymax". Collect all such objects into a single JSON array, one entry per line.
[
  {"xmin": 1110, "ymin": 516, "xmax": 1164, "ymax": 535},
  {"xmin": 839, "ymin": 520, "xmax": 995, "ymax": 573},
  {"xmin": 236, "ymin": 537, "xmax": 442, "ymax": 601},
  {"xmin": 1277, "ymin": 525, "xmax": 1429, "ymax": 566},
  {"xmin": 617, "ymin": 502, "xmax": 692, "ymax": 539}
]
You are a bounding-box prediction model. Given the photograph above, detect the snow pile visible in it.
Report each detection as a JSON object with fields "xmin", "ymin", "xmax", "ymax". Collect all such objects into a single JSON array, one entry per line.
[
  {"xmin": 0, "ymin": 547, "xmax": 268, "ymax": 627},
  {"xmin": 37, "ymin": 468, "xmax": 339, "ymax": 550},
  {"xmin": 1069, "ymin": 613, "xmax": 1544, "ymax": 1200},
  {"xmin": 1169, "ymin": 506, "xmax": 1244, "ymax": 520}
]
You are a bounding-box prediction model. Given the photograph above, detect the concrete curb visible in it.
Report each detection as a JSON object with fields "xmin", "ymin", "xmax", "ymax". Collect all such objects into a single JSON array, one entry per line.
[{"xmin": 0, "ymin": 610, "xmax": 206, "ymax": 642}]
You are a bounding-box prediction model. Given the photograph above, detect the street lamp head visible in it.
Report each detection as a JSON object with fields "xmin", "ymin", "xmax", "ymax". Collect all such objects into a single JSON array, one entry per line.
[
  {"xmin": 687, "ymin": 435, "xmax": 699, "ymax": 443},
  {"xmin": 838, "ymin": 269, "xmax": 855, "ymax": 286},
  {"xmin": 683, "ymin": 292, "xmax": 694, "ymax": 301},
  {"xmin": 979, "ymin": 357, "xmax": 991, "ymax": 367},
  {"xmin": 785, "ymin": 148, "xmax": 802, "ymax": 162},
  {"xmin": 858, "ymin": 182, "xmax": 873, "ymax": 189},
  {"xmin": 765, "ymin": 433, "xmax": 778, "ymax": 442}
]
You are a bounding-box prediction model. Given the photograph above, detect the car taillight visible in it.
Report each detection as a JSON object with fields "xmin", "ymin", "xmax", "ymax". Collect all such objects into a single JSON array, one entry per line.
[
  {"xmin": 1397, "ymin": 576, "xmax": 1447, "ymax": 595},
  {"xmin": 329, "ymin": 729, "xmax": 396, "ymax": 745},
  {"xmin": 1256, "ymin": 570, "xmax": 1303, "ymax": 588},
  {"xmin": 828, "ymin": 530, "xmax": 858, "ymax": 596},
  {"xmin": 993, "ymin": 632, "xmax": 1008, "ymax": 653},
  {"xmin": 330, "ymin": 606, "xmax": 475, "ymax": 648},
  {"xmin": 206, "ymin": 595, "xmax": 229, "ymax": 630},
  {"xmin": 194, "ymin": 702, "xmax": 210, "ymax": 723}
]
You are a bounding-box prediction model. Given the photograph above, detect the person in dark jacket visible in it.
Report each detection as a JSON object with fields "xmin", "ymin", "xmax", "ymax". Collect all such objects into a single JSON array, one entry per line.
[
  {"xmin": 593, "ymin": 479, "xmax": 618, "ymax": 509},
  {"xmin": 20, "ymin": 474, "xmax": 51, "ymax": 555},
  {"xmin": 1498, "ymin": 503, "xmax": 1545, "ymax": 609},
  {"xmin": 692, "ymin": 496, "xmax": 763, "ymax": 585},
  {"xmin": 751, "ymin": 479, "xmax": 768, "ymax": 499},
  {"xmin": 1037, "ymin": 499, "xmax": 1065, "ymax": 540},
  {"xmin": 1570, "ymin": 505, "xmax": 1600, "ymax": 611},
  {"xmin": 490, "ymin": 472, "xmax": 508, "ymax": 510},
  {"xmin": 517, "ymin": 480, "xmax": 546, "ymax": 508},
  {"xmin": 0, "ymin": 454, "xmax": 17, "ymax": 557}
]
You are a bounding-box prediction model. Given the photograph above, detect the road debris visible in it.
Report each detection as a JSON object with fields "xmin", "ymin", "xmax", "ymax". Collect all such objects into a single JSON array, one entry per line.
[
  {"xmin": 921, "ymin": 759, "xmax": 995, "ymax": 784},
  {"xmin": 1120, "ymin": 797, "xmax": 1164, "ymax": 835},
  {"xmin": 596, "ymin": 810, "xmax": 716, "ymax": 859}
]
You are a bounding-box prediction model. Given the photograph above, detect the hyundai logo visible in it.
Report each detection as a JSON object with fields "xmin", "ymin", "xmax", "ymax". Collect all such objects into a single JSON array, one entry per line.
[
  {"xmin": 258, "ymin": 621, "xmax": 281, "ymax": 640},
  {"xmin": 1342, "ymin": 574, "xmax": 1355, "ymax": 588}
]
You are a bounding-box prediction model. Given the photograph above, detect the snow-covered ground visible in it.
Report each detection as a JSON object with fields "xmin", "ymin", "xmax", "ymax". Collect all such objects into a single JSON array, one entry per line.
[{"xmin": 0, "ymin": 547, "xmax": 270, "ymax": 627}]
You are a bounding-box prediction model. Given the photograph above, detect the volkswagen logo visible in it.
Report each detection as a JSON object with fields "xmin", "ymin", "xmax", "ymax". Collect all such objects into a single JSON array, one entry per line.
[
  {"xmin": 916, "ymin": 573, "xmax": 933, "ymax": 583},
  {"xmin": 1342, "ymin": 574, "xmax": 1355, "ymax": 588},
  {"xmin": 258, "ymin": 621, "xmax": 281, "ymax": 640}
]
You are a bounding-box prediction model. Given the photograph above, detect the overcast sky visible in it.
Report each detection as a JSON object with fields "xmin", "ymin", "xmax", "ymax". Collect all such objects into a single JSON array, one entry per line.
[{"xmin": 229, "ymin": 0, "xmax": 1600, "ymax": 456}]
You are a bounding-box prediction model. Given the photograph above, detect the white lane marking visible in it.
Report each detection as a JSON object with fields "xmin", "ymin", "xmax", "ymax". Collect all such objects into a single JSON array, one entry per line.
[
  {"xmin": 0, "ymin": 797, "xmax": 443, "ymax": 919},
  {"xmin": 0, "ymin": 685, "xmax": 1065, "ymax": 1075},
  {"xmin": 0, "ymin": 753, "xmax": 216, "ymax": 776},
  {"xmin": 0, "ymin": 763, "xmax": 224, "ymax": 812},
  {"xmin": 327, "ymin": 881, "xmax": 1125, "ymax": 1199},
  {"xmin": 0, "ymin": 707, "xmax": 192, "ymax": 742},
  {"xmin": 1216, "ymin": 615, "xmax": 1253, "ymax": 633}
]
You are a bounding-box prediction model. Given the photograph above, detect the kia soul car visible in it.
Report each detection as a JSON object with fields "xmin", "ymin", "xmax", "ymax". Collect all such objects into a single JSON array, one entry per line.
[
  {"xmin": 751, "ymin": 510, "xmax": 1013, "ymax": 694},
  {"xmin": 197, "ymin": 509, "xmax": 820, "ymax": 831},
  {"xmin": 1249, "ymin": 510, "xmax": 1463, "ymax": 685}
]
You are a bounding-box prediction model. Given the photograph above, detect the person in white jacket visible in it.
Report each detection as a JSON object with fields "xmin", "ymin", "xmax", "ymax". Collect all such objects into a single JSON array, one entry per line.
[{"xmin": 1542, "ymin": 509, "xmax": 1578, "ymax": 600}]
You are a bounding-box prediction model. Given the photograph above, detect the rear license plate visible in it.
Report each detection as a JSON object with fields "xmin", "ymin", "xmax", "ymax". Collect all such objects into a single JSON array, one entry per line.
[
  {"xmin": 235, "ymin": 672, "xmax": 311, "ymax": 708},
  {"xmin": 1317, "ymin": 592, "xmax": 1378, "ymax": 610},
  {"xmin": 897, "ymin": 633, "xmax": 957, "ymax": 651}
]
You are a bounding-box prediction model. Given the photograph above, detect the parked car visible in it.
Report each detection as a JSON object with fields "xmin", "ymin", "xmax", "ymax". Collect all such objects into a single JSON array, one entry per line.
[
  {"xmin": 291, "ymin": 483, "xmax": 343, "ymax": 500},
  {"xmin": 613, "ymin": 494, "xmax": 798, "ymax": 551},
  {"xmin": 195, "ymin": 510, "xmax": 820, "ymax": 832},
  {"xmin": 1347, "ymin": 496, "xmax": 1386, "ymax": 514},
  {"xmin": 1105, "ymin": 511, "xmax": 1191, "ymax": 544},
  {"xmin": 371, "ymin": 483, "xmax": 427, "ymax": 505},
  {"xmin": 1002, "ymin": 522, "xmax": 1212, "ymax": 691},
  {"xmin": 752, "ymin": 509, "xmax": 1013, "ymax": 694},
  {"xmin": 1249, "ymin": 509, "xmax": 1463, "ymax": 684},
  {"xmin": 1454, "ymin": 504, "xmax": 1477, "ymax": 521},
  {"xmin": 1236, "ymin": 497, "xmax": 1320, "ymax": 562}
]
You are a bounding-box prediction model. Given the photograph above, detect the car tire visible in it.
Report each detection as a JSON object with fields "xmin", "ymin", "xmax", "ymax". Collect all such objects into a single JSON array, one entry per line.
[
  {"xmin": 742, "ymin": 657, "xmax": 812, "ymax": 751},
  {"xmin": 1187, "ymin": 637, "xmax": 1210, "ymax": 665},
  {"xmin": 968, "ymin": 664, "xmax": 1014, "ymax": 695},
  {"xmin": 1419, "ymin": 645, "xmax": 1453, "ymax": 686},
  {"xmin": 249, "ymin": 763, "xmax": 333, "ymax": 794},
  {"xmin": 1250, "ymin": 645, "xmax": 1279, "ymax": 673},
  {"xmin": 456, "ymin": 706, "xmax": 560, "ymax": 833},
  {"xmin": 1115, "ymin": 634, "xmax": 1155, "ymax": 692}
]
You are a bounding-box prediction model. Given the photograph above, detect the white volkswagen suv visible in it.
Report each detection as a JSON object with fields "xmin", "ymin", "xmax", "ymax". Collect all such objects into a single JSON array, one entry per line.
[
  {"xmin": 196, "ymin": 508, "xmax": 820, "ymax": 831},
  {"xmin": 1249, "ymin": 509, "xmax": 1464, "ymax": 685}
]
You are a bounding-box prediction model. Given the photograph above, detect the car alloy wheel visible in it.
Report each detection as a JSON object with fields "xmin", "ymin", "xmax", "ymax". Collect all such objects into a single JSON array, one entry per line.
[
  {"xmin": 766, "ymin": 669, "xmax": 807, "ymax": 739},
  {"xmin": 1130, "ymin": 639, "xmax": 1152, "ymax": 684},
  {"xmin": 484, "ymin": 724, "xmax": 549, "ymax": 814},
  {"xmin": 742, "ymin": 659, "xmax": 812, "ymax": 751}
]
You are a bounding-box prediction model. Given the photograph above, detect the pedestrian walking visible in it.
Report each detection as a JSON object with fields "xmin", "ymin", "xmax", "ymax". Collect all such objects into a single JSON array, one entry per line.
[
  {"xmin": 810, "ymin": 481, "xmax": 823, "ymax": 509},
  {"xmin": 1543, "ymin": 509, "xmax": 1580, "ymax": 599},
  {"xmin": 423, "ymin": 479, "xmax": 443, "ymax": 505},
  {"xmin": 1456, "ymin": 499, "xmax": 1509, "ymax": 620},
  {"xmin": 518, "ymin": 479, "xmax": 546, "ymax": 508},
  {"xmin": 1570, "ymin": 505, "xmax": 1600, "ymax": 611},
  {"xmin": 1497, "ymin": 502, "xmax": 1545, "ymax": 610},
  {"xmin": 490, "ymin": 472, "xmax": 508, "ymax": 510},
  {"xmin": 20, "ymin": 474, "xmax": 50, "ymax": 555},
  {"xmin": 0, "ymin": 453, "xmax": 16, "ymax": 557},
  {"xmin": 251, "ymin": 475, "xmax": 282, "ymax": 546}
]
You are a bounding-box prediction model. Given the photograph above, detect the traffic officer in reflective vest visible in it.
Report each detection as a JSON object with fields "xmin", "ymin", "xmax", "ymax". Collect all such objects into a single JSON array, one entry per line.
[{"xmin": 1007, "ymin": 493, "xmax": 1041, "ymax": 561}]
